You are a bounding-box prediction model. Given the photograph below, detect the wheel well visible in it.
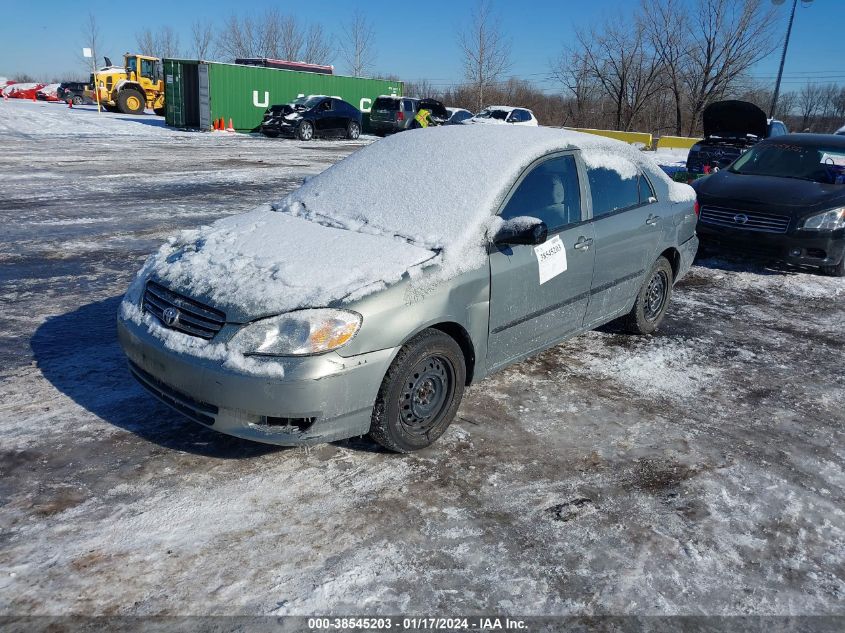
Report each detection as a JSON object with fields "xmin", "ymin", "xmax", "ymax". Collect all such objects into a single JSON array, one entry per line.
[
  {"xmin": 661, "ymin": 247, "xmax": 681, "ymax": 280},
  {"xmin": 429, "ymin": 322, "xmax": 476, "ymax": 385}
]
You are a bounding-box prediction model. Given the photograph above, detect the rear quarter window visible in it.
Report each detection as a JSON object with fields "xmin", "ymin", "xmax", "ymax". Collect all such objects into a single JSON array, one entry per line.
[{"xmin": 588, "ymin": 166, "xmax": 641, "ymax": 218}]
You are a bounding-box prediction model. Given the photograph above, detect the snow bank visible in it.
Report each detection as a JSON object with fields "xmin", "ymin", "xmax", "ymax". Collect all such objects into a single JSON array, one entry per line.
[
  {"xmin": 142, "ymin": 205, "xmax": 436, "ymax": 318},
  {"xmin": 0, "ymin": 98, "xmax": 179, "ymax": 138}
]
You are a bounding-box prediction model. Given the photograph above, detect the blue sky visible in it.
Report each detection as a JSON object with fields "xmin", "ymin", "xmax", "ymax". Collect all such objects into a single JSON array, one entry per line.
[{"xmin": 2, "ymin": 0, "xmax": 841, "ymax": 93}]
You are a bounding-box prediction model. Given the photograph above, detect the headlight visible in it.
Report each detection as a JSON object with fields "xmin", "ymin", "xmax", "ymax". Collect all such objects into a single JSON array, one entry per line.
[
  {"xmin": 800, "ymin": 207, "xmax": 845, "ymax": 231},
  {"xmin": 229, "ymin": 309, "xmax": 362, "ymax": 356}
]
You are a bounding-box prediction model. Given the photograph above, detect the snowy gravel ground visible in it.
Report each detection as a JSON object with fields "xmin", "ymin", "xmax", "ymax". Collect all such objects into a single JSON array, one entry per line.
[{"xmin": 1, "ymin": 100, "xmax": 843, "ymax": 617}]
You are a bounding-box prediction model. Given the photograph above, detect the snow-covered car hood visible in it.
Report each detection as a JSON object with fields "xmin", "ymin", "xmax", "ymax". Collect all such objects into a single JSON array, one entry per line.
[{"xmin": 139, "ymin": 206, "xmax": 437, "ymax": 322}]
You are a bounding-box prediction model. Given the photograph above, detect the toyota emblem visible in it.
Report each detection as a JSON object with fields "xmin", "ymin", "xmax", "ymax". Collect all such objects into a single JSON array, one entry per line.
[
  {"xmin": 733, "ymin": 214, "xmax": 749, "ymax": 225},
  {"xmin": 162, "ymin": 307, "xmax": 180, "ymax": 326}
]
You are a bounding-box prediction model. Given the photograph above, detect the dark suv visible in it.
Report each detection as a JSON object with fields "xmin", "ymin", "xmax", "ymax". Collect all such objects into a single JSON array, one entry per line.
[
  {"xmin": 686, "ymin": 100, "xmax": 788, "ymax": 175},
  {"xmin": 57, "ymin": 82, "xmax": 91, "ymax": 105},
  {"xmin": 260, "ymin": 95, "xmax": 363, "ymax": 141}
]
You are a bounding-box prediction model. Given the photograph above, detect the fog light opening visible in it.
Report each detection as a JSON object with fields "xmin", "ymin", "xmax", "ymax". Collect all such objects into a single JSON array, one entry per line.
[
  {"xmin": 789, "ymin": 248, "xmax": 802, "ymax": 257},
  {"xmin": 262, "ymin": 416, "xmax": 316, "ymax": 431}
]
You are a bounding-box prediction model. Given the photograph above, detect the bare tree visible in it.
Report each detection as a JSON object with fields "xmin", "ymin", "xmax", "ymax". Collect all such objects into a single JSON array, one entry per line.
[
  {"xmin": 279, "ymin": 15, "xmax": 305, "ymax": 60},
  {"xmin": 302, "ymin": 24, "xmax": 333, "ymax": 65},
  {"xmin": 574, "ymin": 18, "xmax": 664, "ymax": 131},
  {"xmin": 216, "ymin": 13, "xmax": 260, "ymax": 60},
  {"xmin": 550, "ymin": 47, "xmax": 597, "ymax": 127},
  {"xmin": 641, "ymin": 0, "xmax": 691, "ymax": 135},
  {"xmin": 341, "ymin": 11, "xmax": 376, "ymax": 76},
  {"xmin": 191, "ymin": 19, "xmax": 214, "ymax": 59},
  {"xmin": 136, "ymin": 29, "xmax": 156, "ymax": 57},
  {"xmin": 136, "ymin": 26, "xmax": 180, "ymax": 60},
  {"xmin": 798, "ymin": 82, "xmax": 826, "ymax": 130},
  {"xmin": 458, "ymin": 0, "xmax": 511, "ymax": 112},
  {"xmin": 683, "ymin": 0, "xmax": 778, "ymax": 134},
  {"xmin": 80, "ymin": 12, "xmax": 104, "ymax": 70}
]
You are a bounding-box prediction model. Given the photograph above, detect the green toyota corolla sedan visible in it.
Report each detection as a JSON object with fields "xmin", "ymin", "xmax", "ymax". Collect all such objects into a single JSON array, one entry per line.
[{"xmin": 118, "ymin": 125, "xmax": 698, "ymax": 452}]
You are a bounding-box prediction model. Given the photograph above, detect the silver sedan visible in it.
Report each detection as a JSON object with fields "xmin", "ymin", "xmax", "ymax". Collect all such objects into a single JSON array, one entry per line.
[{"xmin": 118, "ymin": 126, "xmax": 698, "ymax": 452}]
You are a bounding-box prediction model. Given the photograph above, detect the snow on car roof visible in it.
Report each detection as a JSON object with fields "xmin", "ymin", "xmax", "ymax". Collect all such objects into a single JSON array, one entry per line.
[
  {"xmin": 482, "ymin": 105, "xmax": 518, "ymax": 112},
  {"xmin": 279, "ymin": 125, "xmax": 694, "ymax": 294}
]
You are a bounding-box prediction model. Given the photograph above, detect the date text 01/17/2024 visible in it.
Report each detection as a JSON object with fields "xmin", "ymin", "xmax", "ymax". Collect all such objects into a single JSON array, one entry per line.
[{"xmin": 306, "ymin": 616, "xmax": 529, "ymax": 630}]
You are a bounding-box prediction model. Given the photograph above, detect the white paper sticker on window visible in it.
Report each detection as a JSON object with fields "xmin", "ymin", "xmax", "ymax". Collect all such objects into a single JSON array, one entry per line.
[{"xmin": 534, "ymin": 235, "xmax": 567, "ymax": 284}]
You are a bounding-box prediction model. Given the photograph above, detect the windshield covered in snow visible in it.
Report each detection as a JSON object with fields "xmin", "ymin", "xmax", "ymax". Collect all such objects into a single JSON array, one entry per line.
[
  {"xmin": 476, "ymin": 109, "xmax": 509, "ymax": 120},
  {"xmin": 730, "ymin": 143, "xmax": 845, "ymax": 184}
]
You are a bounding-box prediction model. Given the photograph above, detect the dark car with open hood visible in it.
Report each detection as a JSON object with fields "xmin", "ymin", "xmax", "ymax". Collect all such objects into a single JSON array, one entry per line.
[
  {"xmin": 686, "ymin": 100, "xmax": 788, "ymax": 175},
  {"xmin": 692, "ymin": 134, "xmax": 845, "ymax": 276},
  {"xmin": 260, "ymin": 95, "xmax": 362, "ymax": 141}
]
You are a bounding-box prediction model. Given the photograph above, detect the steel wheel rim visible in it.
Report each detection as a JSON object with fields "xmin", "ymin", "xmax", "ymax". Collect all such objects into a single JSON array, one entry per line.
[
  {"xmin": 644, "ymin": 270, "xmax": 669, "ymax": 321},
  {"xmin": 398, "ymin": 355, "xmax": 455, "ymax": 436},
  {"xmin": 301, "ymin": 122, "xmax": 313, "ymax": 140},
  {"xmin": 127, "ymin": 96, "xmax": 141, "ymax": 110}
]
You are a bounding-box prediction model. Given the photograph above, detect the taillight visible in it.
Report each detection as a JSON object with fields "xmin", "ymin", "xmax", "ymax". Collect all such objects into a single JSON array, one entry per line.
[
  {"xmin": 396, "ymin": 111, "xmax": 404, "ymax": 121},
  {"xmin": 694, "ymin": 199, "xmax": 700, "ymax": 217}
]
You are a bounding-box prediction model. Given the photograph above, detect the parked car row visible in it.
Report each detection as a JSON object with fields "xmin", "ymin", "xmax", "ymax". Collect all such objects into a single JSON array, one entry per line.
[{"xmin": 260, "ymin": 94, "xmax": 539, "ymax": 140}]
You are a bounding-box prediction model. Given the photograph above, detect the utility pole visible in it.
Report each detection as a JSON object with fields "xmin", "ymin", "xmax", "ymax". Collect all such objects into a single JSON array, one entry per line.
[{"xmin": 769, "ymin": 0, "xmax": 813, "ymax": 119}]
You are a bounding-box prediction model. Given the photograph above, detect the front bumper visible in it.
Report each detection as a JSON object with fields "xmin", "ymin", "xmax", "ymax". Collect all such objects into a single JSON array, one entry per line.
[
  {"xmin": 697, "ymin": 223, "xmax": 845, "ymax": 268},
  {"xmin": 117, "ymin": 315, "xmax": 397, "ymax": 446},
  {"xmin": 260, "ymin": 120, "xmax": 298, "ymax": 136}
]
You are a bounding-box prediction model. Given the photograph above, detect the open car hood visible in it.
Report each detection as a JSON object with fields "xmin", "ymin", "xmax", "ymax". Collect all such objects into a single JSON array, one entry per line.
[{"xmin": 703, "ymin": 100, "xmax": 768, "ymax": 140}]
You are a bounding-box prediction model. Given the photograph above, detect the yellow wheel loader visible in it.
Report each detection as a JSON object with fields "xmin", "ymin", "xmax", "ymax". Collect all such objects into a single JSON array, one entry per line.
[{"xmin": 86, "ymin": 53, "xmax": 165, "ymax": 115}]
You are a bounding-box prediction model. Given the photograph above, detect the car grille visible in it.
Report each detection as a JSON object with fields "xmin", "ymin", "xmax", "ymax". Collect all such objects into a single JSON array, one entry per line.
[
  {"xmin": 143, "ymin": 280, "xmax": 226, "ymax": 340},
  {"xmin": 699, "ymin": 206, "xmax": 790, "ymax": 234},
  {"xmin": 128, "ymin": 360, "xmax": 218, "ymax": 426}
]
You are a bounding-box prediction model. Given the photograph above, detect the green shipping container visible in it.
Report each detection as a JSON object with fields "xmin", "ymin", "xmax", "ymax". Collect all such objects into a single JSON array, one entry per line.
[{"xmin": 163, "ymin": 60, "xmax": 403, "ymax": 133}]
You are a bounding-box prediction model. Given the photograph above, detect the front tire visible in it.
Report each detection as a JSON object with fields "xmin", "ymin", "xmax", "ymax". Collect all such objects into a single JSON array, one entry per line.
[
  {"xmin": 297, "ymin": 120, "xmax": 314, "ymax": 141},
  {"xmin": 262, "ymin": 130, "xmax": 279, "ymax": 138},
  {"xmin": 621, "ymin": 256, "xmax": 674, "ymax": 334},
  {"xmin": 118, "ymin": 89, "xmax": 145, "ymax": 115},
  {"xmin": 369, "ymin": 329, "xmax": 466, "ymax": 453},
  {"xmin": 346, "ymin": 120, "xmax": 361, "ymax": 140},
  {"xmin": 72, "ymin": 95, "xmax": 83, "ymax": 105}
]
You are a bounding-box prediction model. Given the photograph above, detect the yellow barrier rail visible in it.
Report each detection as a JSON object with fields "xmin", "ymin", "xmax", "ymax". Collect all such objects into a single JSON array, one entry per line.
[
  {"xmin": 567, "ymin": 127, "xmax": 653, "ymax": 148},
  {"xmin": 655, "ymin": 135, "xmax": 701, "ymax": 150}
]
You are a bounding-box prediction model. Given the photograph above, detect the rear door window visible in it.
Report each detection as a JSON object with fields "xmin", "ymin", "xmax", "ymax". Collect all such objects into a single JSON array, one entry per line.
[
  {"xmin": 403, "ymin": 99, "xmax": 415, "ymax": 112},
  {"xmin": 500, "ymin": 155, "xmax": 582, "ymax": 231},
  {"xmin": 587, "ymin": 165, "xmax": 641, "ymax": 218}
]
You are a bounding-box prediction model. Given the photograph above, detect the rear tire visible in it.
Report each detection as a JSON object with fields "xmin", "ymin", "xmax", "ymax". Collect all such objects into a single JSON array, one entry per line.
[
  {"xmin": 117, "ymin": 89, "xmax": 145, "ymax": 115},
  {"xmin": 297, "ymin": 120, "xmax": 314, "ymax": 141},
  {"xmin": 821, "ymin": 256, "xmax": 845, "ymax": 277},
  {"xmin": 153, "ymin": 107, "xmax": 165, "ymax": 116},
  {"xmin": 369, "ymin": 329, "xmax": 466, "ymax": 453},
  {"xmin": 621, "ymin": 256, "xmax": 674, "ymax": 335},
  {"xmin": 346, "ymin": 120, "xmax": 361, "ymax": 140}
]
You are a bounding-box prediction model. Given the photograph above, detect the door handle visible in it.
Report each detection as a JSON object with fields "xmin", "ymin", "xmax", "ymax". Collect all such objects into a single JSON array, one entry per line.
[
  {"xmin": 574, "ymin": 236, "xmax": 593, "ymax": 251},
  {"xmin": 646, "ymin": 214, "xmax": 661, "ymax": 226}
]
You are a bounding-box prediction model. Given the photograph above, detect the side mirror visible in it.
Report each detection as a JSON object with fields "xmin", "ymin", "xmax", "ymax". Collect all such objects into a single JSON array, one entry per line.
[{"xmin": 493, "ymin": 217, "xmax": 548, "ymax": 246}]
